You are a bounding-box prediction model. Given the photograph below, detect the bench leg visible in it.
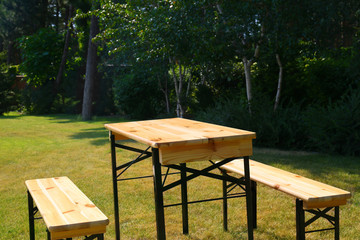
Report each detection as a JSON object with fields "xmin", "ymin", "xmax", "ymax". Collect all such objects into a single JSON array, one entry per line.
[
  {"xmin": 27, "ymin": 190, "xmax": 35, "ymax": 240},
  {"xmin": 297, "ymin": 199, "xmax": 341, "ymax": 240},
  {"xmin": 222, "ymin": 174, "xmax": 257, "ymax": 231},
  {"xmin": 251, "ymin": 181, "xmax": 257, "ymax": 229},
  {"xmin": 296, "ymin": 199, "xmax": 305, "ymax": 240}
]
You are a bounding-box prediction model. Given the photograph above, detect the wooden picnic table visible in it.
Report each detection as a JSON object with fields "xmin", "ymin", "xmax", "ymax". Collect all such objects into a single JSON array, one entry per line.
[{"xmin": 105, "ymin": 118, "xmax": 256, "ymax": 240}]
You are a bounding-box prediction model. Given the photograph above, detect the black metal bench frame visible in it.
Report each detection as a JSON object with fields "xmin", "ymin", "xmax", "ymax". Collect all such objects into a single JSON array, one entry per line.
[{"xmin": 221, "ymin": 171, "xmax": 341, "ymax": 240}]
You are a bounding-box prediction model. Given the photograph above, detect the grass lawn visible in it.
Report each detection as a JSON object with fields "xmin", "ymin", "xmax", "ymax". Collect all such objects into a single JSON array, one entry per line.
[{"xmin": 0, "ymin": 112, "xmax": 359, "ymax": 239}]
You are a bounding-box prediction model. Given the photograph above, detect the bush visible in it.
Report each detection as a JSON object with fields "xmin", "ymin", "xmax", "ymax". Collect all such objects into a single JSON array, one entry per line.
[
  {"xmin": 21, "ymin": 81, "xmax": 55, "ymax": 114},
  {"xmin": 249, "ymin": 99, "xmax": 307, "ymax": 150},
  {"xmin": 304, "ymin": 89, "xmax": 360, "ymax": 156},
  {"xmin": 196, "ymin": 95, "xmax": 308, "ymax": 150},
  {"xmin": 112, "ymin": 69, "xmax": 166, "ymax": 120},
  {"xmin": 0, "ymin": 65, "xmax": 19, "ymax": 115}
]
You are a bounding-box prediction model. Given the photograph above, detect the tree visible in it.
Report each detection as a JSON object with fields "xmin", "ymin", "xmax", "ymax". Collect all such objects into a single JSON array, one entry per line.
[
  {"xmin": 55, "ymin": 4, "xmax": 73, "ymax": 93},
  {"xmin": 82, "ymin": 13, "xmax": 99, "ymax": 120},
  {"xmin": 0, "ymin": 0, "xmax": 50, "ymax": 64},
  {"xmin": 199, "ymin": 0, "xmax": 267, "ymax": 113}
]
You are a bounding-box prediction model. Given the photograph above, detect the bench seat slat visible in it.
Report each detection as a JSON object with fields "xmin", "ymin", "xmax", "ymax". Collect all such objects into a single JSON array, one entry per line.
[
  {"xmin": 26, "ymin": 177, "xmax": 109, "ymax": 233},
  {"xmin": 240, "ymin": 163, "xmax": 343, "ymax": 199},
  {"xmin": 221, "ymin": 159, "xmax": 351, "ymax": 209}
]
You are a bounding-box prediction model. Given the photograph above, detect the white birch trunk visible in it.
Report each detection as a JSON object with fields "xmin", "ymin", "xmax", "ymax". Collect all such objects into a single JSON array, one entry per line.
[
  {"xmin": 243, "ymin": 57, "xmax": 252, "ymax": 113},
  {"xmin": 158, "ymin": 76, "xmax": 170, "ymax": 114},
  {"xmin": 170, "ymin": 58, "xmax": 184, "ymax": 118},
  {"xmin": 274, "ymin": 53, "xmax": 283, "ymax": 111}
]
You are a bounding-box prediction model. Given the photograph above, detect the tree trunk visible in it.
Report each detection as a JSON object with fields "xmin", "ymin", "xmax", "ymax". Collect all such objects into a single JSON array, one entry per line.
[
  {"xmin": 158, "ymin": 76, "xmax": 170, "ymax": 114},
  {"xmin": 55, "ymin": 0, "xmax": 59, "ymax": 33},
  {"xmin": 274, "ymin": 53, "xmax": 283, "ymax": 111},
  {"xmin": 7, "ymin": 41, "xmax": 14, "ymax": 65},
  {"xmin": 243, "ymin": 57, "xmax": 252, "ymax": 113},
  {"xmin": 170, "ymin": 58, "xmax": 184, "ymax": 118},
  {"xmin": 82, "ymin": 15, "xmax": 99, "ymax": 120},
  {"xmin": 41, "ymin": 0, "xmax": 48, "ymax": 28},
  {"xmin": 55, "ymin": 4, "xmax": 73, "ymax": 93}
]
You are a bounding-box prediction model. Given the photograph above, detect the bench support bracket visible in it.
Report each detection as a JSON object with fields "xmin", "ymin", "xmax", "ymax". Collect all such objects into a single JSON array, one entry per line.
[
  {"xmin": 296, "ymin": 199, "xmax": 339, "ymax": 240},
  {"xmin": 221, "ymin": 172, "xmax": 257, "ymax": 231}
]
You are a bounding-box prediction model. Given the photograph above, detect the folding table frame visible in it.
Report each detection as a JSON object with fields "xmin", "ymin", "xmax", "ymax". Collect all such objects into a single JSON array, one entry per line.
[{"xmin": 109, "ymin": 134, "xmax": 255, "ymax": 240}]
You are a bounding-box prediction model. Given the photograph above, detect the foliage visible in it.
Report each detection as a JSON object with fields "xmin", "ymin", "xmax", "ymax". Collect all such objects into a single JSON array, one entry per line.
[
  {"xmin": 196, "ymin": 95, "xmax": 307, "ymax": 150},
  {"xmin": 0, "ymin": 0, "xmax": 359, "ymax": 155},
  {"xmin": 305, "ymin": 89, "xmax": 360, "ymax": 156},
  {"xmin": 20, "ymin": 81, "xmax": 55, "ymax": 114},
  {"xmin": 0, "ymin": 65, "xmax": 19, "ymax": 114},
  {"xmin": 17, "ymin": 28, "xmax": 63, "ymax": 87},
  {"xmin": 111, "ymin": 65, "xmax": 166, "ymax": 119}
]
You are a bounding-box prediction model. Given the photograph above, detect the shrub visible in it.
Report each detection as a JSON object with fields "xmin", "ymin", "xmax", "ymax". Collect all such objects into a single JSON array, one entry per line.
[
  {"xmin": 0, "ymin": 65, "xmax": 19, "ymax": 115},
  {"xmin": 112, "ymin": 70, "xmax": 165, "ymax": 120},
  {"xmin": 195, "ymin": 95, "xmax": 308, "ymax": 150},
  {"xmin": 304, "ymin": 89, "xmax": 360, "ymax": 156}
]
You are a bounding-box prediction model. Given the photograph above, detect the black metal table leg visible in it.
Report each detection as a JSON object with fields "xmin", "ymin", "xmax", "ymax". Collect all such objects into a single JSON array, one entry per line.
[
  {"xmin": 243, "ymin": 156, "xmax": 254, "ymax": 240},
  {"xmin": 180, "ymin": 163, "xmax": 189, "ymax": 234},
  {"xmin": 222, "ymin": 172, "xmax": 228, "ymax": 231},
  {"xmin": 47, "ymin": 229, "xmax": 51, "ymax": 240},
  {"xmin": 152, "ymin": 148, "xmax": 166, "ymax": 240},
  {"xmin": 296, "ymin": 199, "xmax": 305, "ymax": 240},
  {"xmin": 335, "ymin": 206, "xmax": 339, "ymax": 240},
  {"xmin": 110, "ymin": 134, "xmax": 121, "ymax": 240},
  {"xmin": 27, "ymin": 191, "xmax": 35, "ymax": 240}
]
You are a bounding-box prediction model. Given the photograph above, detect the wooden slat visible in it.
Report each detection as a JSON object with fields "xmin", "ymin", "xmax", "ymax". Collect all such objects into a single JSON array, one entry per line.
[
  {"xmin": 26, "ymin": 179, "xmax": 67, "ymax": 229},
  {"xmin": 220, "ymin": 159, "xmax": 351, "ymax": 209},
  {"xmin": 50, "ymin": 225, "xmax": 106, "ymax": 240},
  {"xmin": 26, "ymin": 177, "xmax": 109, "ymax": 234}
]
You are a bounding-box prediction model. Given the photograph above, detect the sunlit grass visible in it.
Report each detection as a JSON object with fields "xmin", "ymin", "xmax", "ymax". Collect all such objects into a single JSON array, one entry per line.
[{"xmin": 0, "ymin": 113, "xmax": 359, "ymax": 239}]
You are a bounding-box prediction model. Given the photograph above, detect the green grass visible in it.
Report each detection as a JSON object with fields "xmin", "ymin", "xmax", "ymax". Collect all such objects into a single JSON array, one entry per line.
[{"xmin": 1, "ymin": 113, "xmax": 359, "ymax": 239}]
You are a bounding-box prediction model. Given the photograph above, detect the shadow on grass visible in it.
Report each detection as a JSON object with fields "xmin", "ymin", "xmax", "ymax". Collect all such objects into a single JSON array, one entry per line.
[
  {"xmin": 48, "ymin": 114, "xmax": 126, "ymax": 124},
  {"xmin": 70, "ymin": 127, "xmax": 109, "ymax": 146}
]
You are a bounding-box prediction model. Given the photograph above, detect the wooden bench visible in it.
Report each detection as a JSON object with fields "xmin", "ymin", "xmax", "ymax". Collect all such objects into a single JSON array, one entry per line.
[
  {"xmin": 26, "ymin": 177, "xmax": 109, "ymax": 240},
  {"xmin": 220, "ymin": 159, "xmax": 351, "ymax": 240}
]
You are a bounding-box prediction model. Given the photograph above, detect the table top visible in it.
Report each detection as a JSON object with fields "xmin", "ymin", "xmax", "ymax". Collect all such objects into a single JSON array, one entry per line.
[{"xmin": 105, "ymin": 118, "xmax": 256, "ymax": 148}]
